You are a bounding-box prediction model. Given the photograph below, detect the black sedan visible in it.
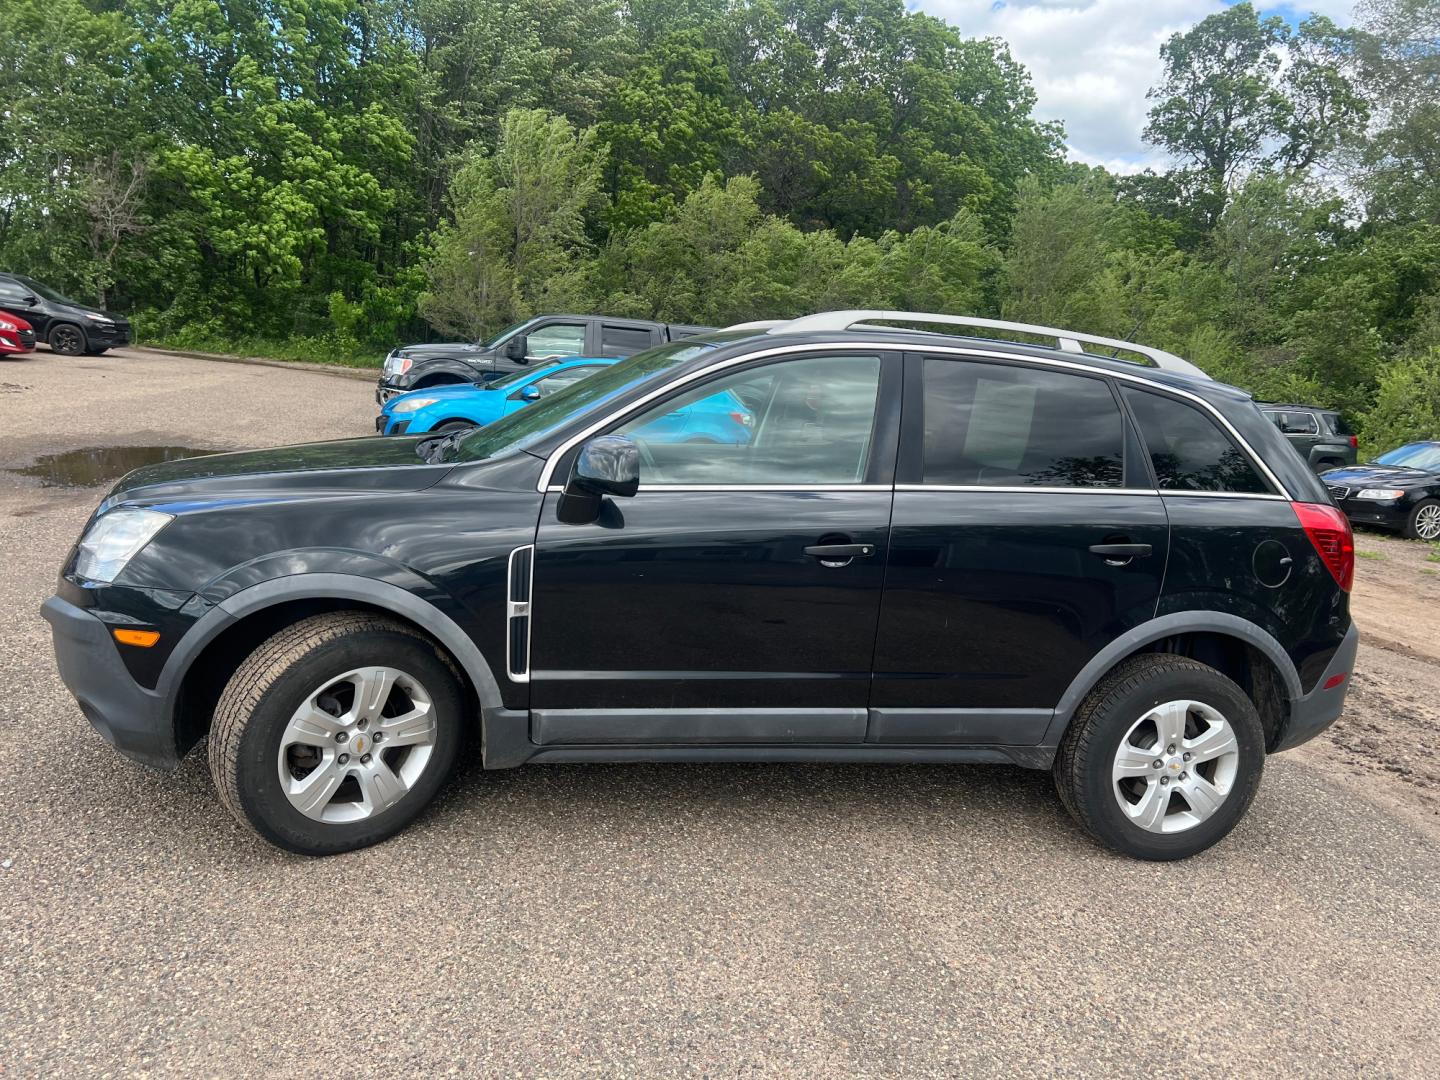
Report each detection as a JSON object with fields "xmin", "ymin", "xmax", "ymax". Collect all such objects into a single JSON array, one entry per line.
[{"xmin": 1322, "ymin": 441, "xmax": 1440, "ymax": 540}]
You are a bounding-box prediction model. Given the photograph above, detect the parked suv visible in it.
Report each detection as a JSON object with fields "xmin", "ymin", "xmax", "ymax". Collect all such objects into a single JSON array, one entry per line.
[
  {"xmin": 377, "ymin": 314, "xmax": 714, "ymax": 405},
  {"xmin": 1260, "ymin": 404, "xmax": 1357, "ymax": 472},
  {"xmin": 44, "ymin": 311, "xmax": 1357, "ymax": 861},
  {"xmin": 0, "ymin": 273, "xmax": 131, "ymax": 355}
]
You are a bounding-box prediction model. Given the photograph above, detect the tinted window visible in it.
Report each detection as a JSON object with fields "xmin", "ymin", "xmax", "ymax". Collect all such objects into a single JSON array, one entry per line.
[
  {"xmin": 1264, "ymin": 410, "xmax": 1317, "ymax": 435},
  {"xmin": 524, "ymin": 322, "xmax": 586, "ymax": 359},
  {"xmin": 922, "ymin": 359, "xmax": 1124, "ymax": 488},
  {"xmin": 0, "ymin": 278, "xmax": 29, "ymax": 302},
  {"xmin": 601, "ymin": 325, "xmax": 654, "ymax": 356},
  {"xmin": 615, "ymin": 354, "xmax": 882, "ymax": 485},
  {"xmin": 1124, "ymin": 389, "xmax": 1270, "ymax": 494},
  {"xmin": 1325, "ymin": 412, "xmax": 1353, "ymax": 436}
]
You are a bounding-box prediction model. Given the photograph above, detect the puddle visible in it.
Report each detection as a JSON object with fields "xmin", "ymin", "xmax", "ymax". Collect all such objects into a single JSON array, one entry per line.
[{"xmin": 7, "ymin": 446, "xmax": 217, "ymax": 488}]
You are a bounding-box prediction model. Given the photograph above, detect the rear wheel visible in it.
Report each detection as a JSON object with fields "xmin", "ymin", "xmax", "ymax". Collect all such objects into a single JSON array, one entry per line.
[
  {"xmin": 1404, "ymin": 499, "xmax": 1440, "ymax": 541},
  {"xmin": 48, "ymin": 323, "xmax": 87, "ymax": 356},
  {"xmin": 209, "ymin": 612, "xmax": 465, "ymax": 855},
  {"xmin": 1054, "ymin": 654, "xmax": 1265, "ymax": 860}
]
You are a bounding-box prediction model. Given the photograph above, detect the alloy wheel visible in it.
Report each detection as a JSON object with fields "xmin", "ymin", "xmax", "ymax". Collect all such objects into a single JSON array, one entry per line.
[
  {"xmin": 1415, "ymin": 504, "xmax": 1440, "ymax": 541},
  {"xmin": 277, "ymin": 666, "xmax": 437, "ymax": 823},
  {"xmin": 50, "ymin": 325, "xmax": 85, "ymax": 355},
  {"xmin": 1111, "ymin": 699, "xmax": 1240, "ymax": 834}
]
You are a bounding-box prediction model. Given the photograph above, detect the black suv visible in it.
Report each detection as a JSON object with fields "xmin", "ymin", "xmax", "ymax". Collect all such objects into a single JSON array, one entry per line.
[
  {"xmin": 1261, "ymin": 404, "xmax": 1357, "ymax": 472},
  {"xmin": 377, "ymin": 314, "xmax": 713, "ymax": 405},
  {"xmin": 43, "ymin": 312, "xmax": 1358, "ymax": 861},
  {"xmin": 0, "ymin": 273, "xmax": 131, "ymax": 355}
]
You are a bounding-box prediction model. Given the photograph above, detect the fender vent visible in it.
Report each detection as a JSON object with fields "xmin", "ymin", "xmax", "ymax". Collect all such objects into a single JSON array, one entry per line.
[{"xmin": 506, "ymin": 545, "xmax": 534, "ymax": 681}]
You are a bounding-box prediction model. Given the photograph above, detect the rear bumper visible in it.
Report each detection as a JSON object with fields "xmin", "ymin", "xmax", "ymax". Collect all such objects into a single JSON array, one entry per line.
[
  {"xmin": 41, "ymin": 596, "xmax": 179, "ymax": 770},
  {"xmin": 1273, "ymin": 622, "xmax": 1360, "ymax": 752}
]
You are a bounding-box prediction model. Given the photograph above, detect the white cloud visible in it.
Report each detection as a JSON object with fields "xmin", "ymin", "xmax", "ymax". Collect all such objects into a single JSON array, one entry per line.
[{"xmin": 915, "ymin": 0, "xmax": 1357, "ymax": 170}]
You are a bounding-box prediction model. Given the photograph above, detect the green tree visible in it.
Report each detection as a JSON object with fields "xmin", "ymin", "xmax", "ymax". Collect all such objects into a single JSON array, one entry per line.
[
  {"xmin": 1361, "ymin": 350, "xmax": 1440, "ymax": 452},
  {"xmin": 1144, "ymin": 4, "xmax": 1365, "ymax": 218},
  {"xmin": 420, "ymin": 109, "xmax": 601, "ymax": 337}
]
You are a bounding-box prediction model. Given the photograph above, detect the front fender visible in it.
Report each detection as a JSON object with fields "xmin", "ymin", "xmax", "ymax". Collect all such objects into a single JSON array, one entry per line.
[{"xmin": 157, "ymin": 571, "xmax": 505, "ymax": 762}]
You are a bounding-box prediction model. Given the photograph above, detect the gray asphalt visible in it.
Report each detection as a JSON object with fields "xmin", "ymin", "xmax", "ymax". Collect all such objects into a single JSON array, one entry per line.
[{"xmin": 3, "ymin": 346, "xmax": 1439, "ymax": 1077}]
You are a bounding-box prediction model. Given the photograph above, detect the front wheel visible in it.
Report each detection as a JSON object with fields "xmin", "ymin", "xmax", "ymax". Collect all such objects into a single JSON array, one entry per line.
[
  {"xmin": 48, "ymin": 323, "xmax": 88, "ymax": 355},
  {"xmin": 1404, "ymin": 499, "xmax": 1440, "ymax": 542},
  {"xmin": 1053, "ymin": 654, "xmax": 1265, "ymax": 860},
  {"xmin": 209, "ymin": 612, "xmax": 465, "ymax": 855}
]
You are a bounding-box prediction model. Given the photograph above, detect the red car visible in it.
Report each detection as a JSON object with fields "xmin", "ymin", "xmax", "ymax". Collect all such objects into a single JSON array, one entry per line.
[{"xmin": 0, "ymin": 309, "xmax": 37, "ymax": 355}]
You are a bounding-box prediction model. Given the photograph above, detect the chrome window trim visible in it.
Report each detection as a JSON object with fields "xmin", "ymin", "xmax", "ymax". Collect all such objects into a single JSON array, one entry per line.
[
  {"xmin": 506, "ymin": 544, "xmax": 534, "ymax": 684},
  {"xmin": 536, "ymin": 342, "xmax": 1292, "ymax": 499},
  {"xmin": 895, "ymin": 485, "xmax": 1159, "ymax": 496}
]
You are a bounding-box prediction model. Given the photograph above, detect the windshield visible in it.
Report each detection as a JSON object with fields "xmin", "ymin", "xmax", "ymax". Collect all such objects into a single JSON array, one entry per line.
[
  {"xmin": 479, "ymin": 319, "xmax": 533, "ymax": 348},
  {"xmin": 1373, "ymin": 443, "xmax": 1440, "ymax": 472},
  {"xmin": 442, "ymin": 341, "xmax": 716, "ymax": 463},
  {"xmin": 484, "ymin": 358, "xmax": 566, "ymax": 389},
  {"xmin": 15, "ymin": 275, "xmax": 81, "ymax": 306}
]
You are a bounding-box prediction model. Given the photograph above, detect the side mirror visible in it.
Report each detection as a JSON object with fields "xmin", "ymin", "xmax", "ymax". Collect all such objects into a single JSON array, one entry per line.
[
  {"xmin": 515, "ymin": 384, "xmax": 541, "ymax": 402},
  {"xmin": 503, "ymin": 336, "xmax": 527, "ymax": 361},
  {"xmin": 557, "ymin": 436, "xmax": 639, "ymax": 525},
  {"xmin": 570, "ymin": 435, "xmax": 640, "ymax": 498}
]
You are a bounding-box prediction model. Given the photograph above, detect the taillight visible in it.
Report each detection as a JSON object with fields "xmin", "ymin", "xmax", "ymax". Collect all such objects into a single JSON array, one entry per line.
[
  {"xmin": 730, "ymin": 411, "xmax": 753, "ymax": 427},
  {"xmin": 1348, "ymin": 435, "xmax": 1358, "ymax": 449},
  {"xmin": 1292, "ymin": 501, "xmax": 1354, "ymax": 592}
]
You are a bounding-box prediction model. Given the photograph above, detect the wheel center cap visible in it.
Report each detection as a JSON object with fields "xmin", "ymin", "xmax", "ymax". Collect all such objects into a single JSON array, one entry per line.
[{"xmin": 351, "ymin": 734, "xmax": 368, "ymax": 756}]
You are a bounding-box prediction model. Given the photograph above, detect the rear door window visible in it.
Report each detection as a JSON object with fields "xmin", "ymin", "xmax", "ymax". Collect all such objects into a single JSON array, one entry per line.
[
  {"xmin": 921, "ymin": 359, "xmax": 1126, "ymax": 488},
  {"xmin": 600, "ymin": 325, "xmax": 656, "ymax": 356},
  {"xmin": 1125, "ymin": 389, "xmax": 1271, "ymax": 494}
]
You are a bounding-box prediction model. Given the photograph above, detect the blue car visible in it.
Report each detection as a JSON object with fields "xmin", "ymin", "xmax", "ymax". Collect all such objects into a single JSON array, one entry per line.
[{"xmin": 377, "ymin": 356, "xmax": 755, "ymax": 444}]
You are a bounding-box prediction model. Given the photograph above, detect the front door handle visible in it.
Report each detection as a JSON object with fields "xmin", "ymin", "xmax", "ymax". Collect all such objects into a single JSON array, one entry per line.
[
  {"xmin": 1089, "ymin": 542, "xmax": 1153, "ymax": 565},
  {"xmin": 804, "ymin": 543, "xmax": 876, "ymax": 567}
]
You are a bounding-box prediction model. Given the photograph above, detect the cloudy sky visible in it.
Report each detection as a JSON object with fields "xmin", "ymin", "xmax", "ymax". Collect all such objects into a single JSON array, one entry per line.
[{"xmin": 914, "ymin": 0, "xmax": 1358, "ymax": 172}]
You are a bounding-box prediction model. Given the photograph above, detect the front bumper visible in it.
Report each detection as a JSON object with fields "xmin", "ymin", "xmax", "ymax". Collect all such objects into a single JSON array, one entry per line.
[
  {"xmin": 0, "ymin": 328, "xmax": 36, "ymax": 353},
  {"xmin": 1335, "ymin": 499, "xmax": 1409, "ymax": 531},
  {"xmin": 1273, "ymin": 622, "xmax": 1360, "ymax": 752},
  {"xmin": 375, "ymin": 414, "xmax": 410, "ymax": 435},
  {"xmin": 376, "ymin": 380, "xmax": 409, "ymax": 407},
  {"xmin": 41, "ymin": 596, "xmax": 179, "ymax": 769},
  {"xmin": 88, "ymin": 321, "xmax": 131, "ymax": 347}
]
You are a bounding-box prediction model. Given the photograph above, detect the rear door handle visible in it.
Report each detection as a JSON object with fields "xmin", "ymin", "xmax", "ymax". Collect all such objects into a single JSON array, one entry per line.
[
  {"xmin": 1089, "ymin": 542, "xmax": 1153, "ymax": 563},
  {"xmin": 804, "ymin": 543, "xmax": 876, "ymax": 566}
]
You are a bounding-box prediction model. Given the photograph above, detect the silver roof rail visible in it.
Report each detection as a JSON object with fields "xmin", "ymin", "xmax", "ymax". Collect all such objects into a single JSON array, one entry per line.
[
  {"xmin": 719, "ymin": 319, "xmax": 788, "ymax": 332},
  {"xmin": 772, "ymin": 310, "xmax": 1210, "ymax": 380}
]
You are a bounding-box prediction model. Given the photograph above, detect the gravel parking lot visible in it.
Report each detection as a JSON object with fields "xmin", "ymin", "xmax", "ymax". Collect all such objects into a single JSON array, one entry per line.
[{"xmin": 4, "ymin": 346, "xmax": 1440, "ymax": 1077}]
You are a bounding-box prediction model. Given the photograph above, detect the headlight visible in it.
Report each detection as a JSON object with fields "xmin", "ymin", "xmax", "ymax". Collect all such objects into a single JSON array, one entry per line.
[
  {"xmin": 390, "ymin": 396, "xmax": 439, "ymax": 414},
  {"xmin": 84, "ymin": 312, "xmax": 114, "ymax": 324},
  {"xmin": 1355, "ymin": 488, "xmax": 1404, "ymax": 500},
  {"xmin": 384, "ymin": 354, "xmax": 413, "ymax": 376},
  {"xmin": 0, "ymin": 318, "xmax": 15, "ymax": 331},
  {"xmin": 73, "ymin": 509, "xmax": 172, "ymax": 583}
]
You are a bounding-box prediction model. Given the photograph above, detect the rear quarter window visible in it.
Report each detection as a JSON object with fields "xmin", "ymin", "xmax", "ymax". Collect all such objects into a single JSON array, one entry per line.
[{"xmin": 1125, "ymin": 388, "xmax": 1271, "ymax": 494}]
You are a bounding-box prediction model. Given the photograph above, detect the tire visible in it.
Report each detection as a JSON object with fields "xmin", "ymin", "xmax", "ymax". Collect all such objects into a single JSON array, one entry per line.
[
  {"xmin": 1404, "ymin": 498, "xmax": 1440, "ymax": 542},
  {"xmin": 209, "ymin": 612, "xmax": 465, "ymax": 855},
  {"xmin": 433, "ymin": 420, "xmax": 476, "ymax": 434},
  {"xmin": 48, "ymin": 323, "xmax": 88, "ymax": 355},
  {"xmin": 1053, "ymin": 653, "xmax": 1265, "ymax": 861}
]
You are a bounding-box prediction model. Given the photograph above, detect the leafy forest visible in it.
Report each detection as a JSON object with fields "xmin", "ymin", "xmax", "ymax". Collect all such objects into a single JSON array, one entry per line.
[{"xmin": 2, "ymin": 0, "xmax": 1437, "ymax": 446}]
